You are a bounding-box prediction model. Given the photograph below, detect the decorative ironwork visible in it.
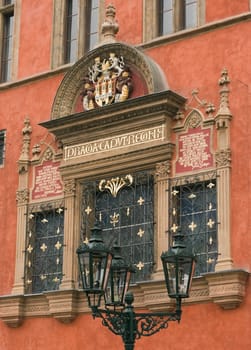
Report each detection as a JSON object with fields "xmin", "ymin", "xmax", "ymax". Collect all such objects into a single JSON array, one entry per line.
[
  {"xmin": 169, "ymin": 171, "xmax": 218, "ymax": 276},
  {"xmin": 91, "ymin": 292, "xmax": 181, "ymax": 350},
  {"xmin": 24, "ymin": 201, "xmax": 64, "ymax": 294},
  {"xmin": 81, "ymin": 171, "xmax": 154, "ymax": 283}
]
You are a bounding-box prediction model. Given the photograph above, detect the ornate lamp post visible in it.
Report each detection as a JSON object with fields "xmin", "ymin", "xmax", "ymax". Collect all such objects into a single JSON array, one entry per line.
[{"xmin": 77, "ymin": 225, "xmax": 196, "ymax": 350}]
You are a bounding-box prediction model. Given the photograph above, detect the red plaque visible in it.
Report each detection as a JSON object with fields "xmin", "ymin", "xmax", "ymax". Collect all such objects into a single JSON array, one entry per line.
[
  {"xmin": 32, "ymin": 160, "xmax": 63, "ymax": 200},
  {"xmin": 176, "ymin": 127, "xmax": 213, "ymax": 173}
]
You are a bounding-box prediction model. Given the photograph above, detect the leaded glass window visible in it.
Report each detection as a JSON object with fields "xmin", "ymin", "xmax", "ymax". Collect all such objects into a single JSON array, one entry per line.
[
  {"xmin": 24, "ymin": 203, "xmax": 64, "ymax": 294},
  {"xmin": 81, "ymin": 171, "xmax": 154, "ymax": 283},
  {"xmin": 169, "ymin": 171, "xmax": 218, "ymax": 276}
]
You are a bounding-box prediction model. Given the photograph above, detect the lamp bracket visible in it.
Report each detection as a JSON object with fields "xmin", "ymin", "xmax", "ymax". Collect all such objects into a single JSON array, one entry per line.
[{"xmin": 91, "ymin": 296, "xmax": 182, "ymax": 350}]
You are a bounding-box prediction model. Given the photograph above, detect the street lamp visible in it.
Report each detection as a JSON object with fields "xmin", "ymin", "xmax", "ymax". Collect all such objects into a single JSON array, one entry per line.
[{"xmin": 77, "ymin": 225, "xmax": 196, "ymax": 350}]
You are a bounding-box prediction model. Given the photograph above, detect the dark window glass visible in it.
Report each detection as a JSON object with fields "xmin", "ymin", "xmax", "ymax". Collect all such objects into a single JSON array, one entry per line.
[
  {"xmin": 169, "ymin": 172, "xmax": 218, "ymax": 276},
  {"xmin": 3, "ymin": 0, "xmax": 14, "ymax": 5},
  {"xmin": 81, "ymin": 172, "xmax": 154, "ymax": 283},
  {"xmin": 159, "ymin": 0, "xmax": 173, "ymax": 35},
  {"xmin": 0, "ymin": 130, "xmax": 6, "ymax": 165},
  {"xmin": 1, "ymin": 12, "xmax": 13, "ymax": 82},
  {"xmin": 64, "ymin": 0, "xmax": 78, "ymax": 63},
  {"xmin": 25, "ymin": 206, "xmax": 64, "ymax": 294},
  {"xmin": 86, "ymin": 0, "xmax": 99, "ymax": 51}
]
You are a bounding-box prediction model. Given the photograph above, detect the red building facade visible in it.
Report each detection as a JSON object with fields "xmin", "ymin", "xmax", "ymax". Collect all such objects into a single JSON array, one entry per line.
[{"xmin": 0, "ymin": 1, "xmax": 251, "ymax": 349}]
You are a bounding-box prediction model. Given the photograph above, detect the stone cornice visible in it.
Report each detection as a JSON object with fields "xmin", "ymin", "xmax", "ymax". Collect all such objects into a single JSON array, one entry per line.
[
  {"xmin": 139, "ymin": 12, "xmax": 251, "ymax": 50},
  {"xmin": 0, "ymin": 64, "xmax": 70, "ymax": 91},
  {"xmin": 40, "ymin": 91, "xmax": 186, "ymax": 139}
]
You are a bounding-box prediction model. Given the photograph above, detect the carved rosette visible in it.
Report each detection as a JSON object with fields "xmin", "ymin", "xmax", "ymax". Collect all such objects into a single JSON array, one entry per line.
[
  {"xmin": 16, "ymin": 189, "xmax": 29, "ymax": 205},
  {"xmin": 215, "ymin": 149, "xmax": 231, "ymax": 167}
]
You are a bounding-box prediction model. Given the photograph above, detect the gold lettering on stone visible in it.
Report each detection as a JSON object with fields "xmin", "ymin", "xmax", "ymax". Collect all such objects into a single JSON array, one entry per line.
[{"xmin": 64, "ymin": 125, "xmax": 165, "ymax": 160}]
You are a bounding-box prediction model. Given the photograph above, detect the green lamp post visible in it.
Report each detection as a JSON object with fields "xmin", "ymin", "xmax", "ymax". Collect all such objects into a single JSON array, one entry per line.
[{"xmin": 77, "ymin": 226, "xmax": 196, "ymax": 350}]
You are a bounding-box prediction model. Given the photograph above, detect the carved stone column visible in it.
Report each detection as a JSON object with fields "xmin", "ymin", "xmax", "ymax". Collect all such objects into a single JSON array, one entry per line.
[
  {"xmin": 153, "ymin": 152, "xmax": 173, "ymax": 279},
  {"xmin": 12, "ymin": 117, "xmax": 32, "ymax": 295},
  {"xmin": 60, "ymin": 178, "xmax": 78, "ymax": 290},
  {"xmin": 215, "ymin": 69, "xmax": 233, "ymax": 271}
]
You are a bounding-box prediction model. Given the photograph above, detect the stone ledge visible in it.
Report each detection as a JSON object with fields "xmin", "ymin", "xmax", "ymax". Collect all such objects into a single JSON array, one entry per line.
[
  {"xmin": 205, "ymin": 269, "xmax": 249, "ymax": 310},
  {"xmin": 0, "ymin": 269, "xmax": 249, "ymax": 327}
]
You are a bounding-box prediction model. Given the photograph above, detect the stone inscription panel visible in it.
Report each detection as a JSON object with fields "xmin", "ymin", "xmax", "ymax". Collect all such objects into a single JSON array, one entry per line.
[
  {"xmin": 32, "ymin": 160, "xmax": 63, "ymax": 200},
  {"xmin": 64, "ymin": 125, "xmax": 165, "ymax": 161},
  {"xmin": 176, "ymin": 127, "xmax": 213, "ymax": 173}
]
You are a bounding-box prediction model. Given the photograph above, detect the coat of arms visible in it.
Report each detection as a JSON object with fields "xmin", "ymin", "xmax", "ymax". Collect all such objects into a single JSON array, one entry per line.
[{"xmin": 81, "ymin": 53, "xmax": 133, "ymax": 110}]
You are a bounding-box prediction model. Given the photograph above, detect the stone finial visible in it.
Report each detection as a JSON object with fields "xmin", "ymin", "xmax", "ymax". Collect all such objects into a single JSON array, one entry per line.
[
  {"xmin": 19, "ymin": 117, "xmax": 32, "ymax": 161},
  {"xmin": 217, "ymin": 68, "xmax": 231, "ymax": 115},
  {"xmin": 101, "ymin": 4, "xmax": 119, "ymax": 43}
]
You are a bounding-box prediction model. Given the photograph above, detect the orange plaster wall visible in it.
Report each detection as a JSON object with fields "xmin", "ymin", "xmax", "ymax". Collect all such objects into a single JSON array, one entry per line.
[
  {"xmin": 206, "ymin": 0, "xmax": 250, "ymax": 23},
  {"xmin": 0, "ymin": 73, "xmax": 64, "ymax": 295},
  {"xmin": 18, "ymin": 0, "xmax": 53, "ymax": 79},
  {"xmin": 106, "ymin": 0, "xmax": 143, "ymax": 45}
]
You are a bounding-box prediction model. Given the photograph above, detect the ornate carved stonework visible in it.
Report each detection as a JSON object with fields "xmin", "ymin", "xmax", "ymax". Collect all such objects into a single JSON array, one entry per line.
[
  {"xmin": 16, "ymin": 189, "xmax": 29, "ymax": 205},
  {"xmin": 155, "ymin": 161, "xmax": 171, "ymax": 178},
  {"xmin": 205, "ymin": 270, "xmax": 249, "ymax": 309},
  {"xmin": 215, "ymin": 149, "xmax": 231, "ymax": 167},
  {"xmin": 63, "ymin": 179, "xmax": 76, "ymax": 196},
  {"xmin": 20, "ymin": 117, "xmax": 32, "ymax": 160},
  {"xmin": 51, "ymin": 43, "xmax": 169, "ymax": 119},
  {"xmin": 101, "ymin": 4, "xmax": 119, "ymax": 44},
  {"xmin": 218, "ymin": 68, "xmax": 231, "ymax": 116},
  {"xmin": 81, "ymin": 53, "xmax": 133, "ymax": 110}
]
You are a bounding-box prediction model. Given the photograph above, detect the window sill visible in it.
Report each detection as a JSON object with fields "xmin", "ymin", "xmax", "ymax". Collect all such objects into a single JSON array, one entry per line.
[{"xmin": 0, "ymin": 269, "xmax": 249, "ymax": 327}]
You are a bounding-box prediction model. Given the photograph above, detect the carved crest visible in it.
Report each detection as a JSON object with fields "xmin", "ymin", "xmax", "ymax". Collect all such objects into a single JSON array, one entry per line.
[{"xmin": 81, "ymin": 53, "xmax": 133, "ymax": 110}]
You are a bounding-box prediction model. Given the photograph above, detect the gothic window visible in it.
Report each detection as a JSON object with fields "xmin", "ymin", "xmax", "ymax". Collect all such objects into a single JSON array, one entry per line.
[
  {"xmin": 169, "ymin": 171, "xmax": 218, "ymax": 276},
  {"xmin": 0, "ymin": 0, "xmax": 14, "ymax": 82},
  {"xmin": 24, "ymin": 203, "xmax": 64, "ymax": 294},
  {"xmin": 81, "ymin": 171, "xmax": 154, "ymax": 283},
  {"xmin": 0, "ymin": 129, "xmax": 6, "ymax": 166}
]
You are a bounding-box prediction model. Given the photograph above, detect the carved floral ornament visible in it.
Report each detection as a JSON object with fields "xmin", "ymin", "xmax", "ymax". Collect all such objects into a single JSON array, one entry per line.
[{"xmin": 81, "ymin": 53, "xmax": 133, "ymax": 111}]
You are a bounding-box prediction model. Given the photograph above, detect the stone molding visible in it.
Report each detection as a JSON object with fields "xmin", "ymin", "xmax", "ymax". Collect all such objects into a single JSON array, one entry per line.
[
  {"xmin": 1, "ymin": 270, "xmax": 249, "ymax": 327},
  {"xmin": 50, "ymin": 42, "xmax": 170, "ymax": 119}
]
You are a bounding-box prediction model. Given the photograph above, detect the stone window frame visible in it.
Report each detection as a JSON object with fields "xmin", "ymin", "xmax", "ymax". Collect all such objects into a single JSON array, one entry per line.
[
  {"xmin": 51, "ymin": 0, "xmax": 105, "ymax": 69},
  {"xmin": 0, "ymin": 0, "xmax": 20, "ymax": 83},
  {"xmin": 143, "ymin": 0, "xmax": 205, "ymax": 42}
]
